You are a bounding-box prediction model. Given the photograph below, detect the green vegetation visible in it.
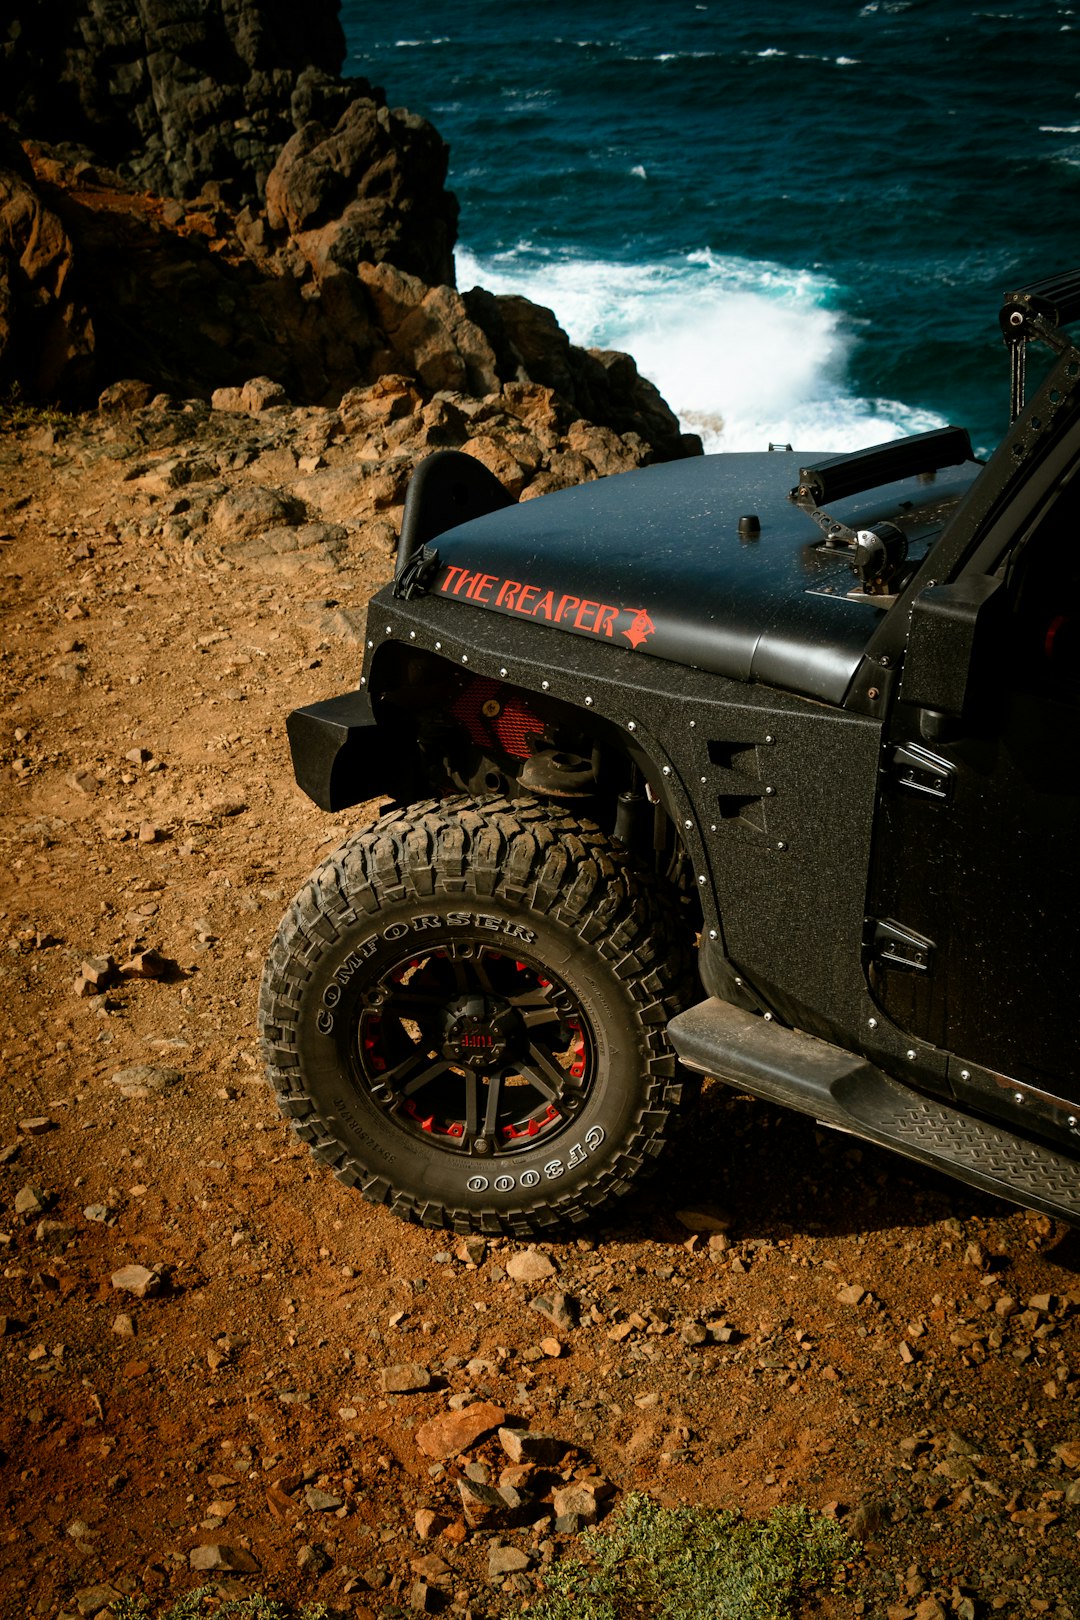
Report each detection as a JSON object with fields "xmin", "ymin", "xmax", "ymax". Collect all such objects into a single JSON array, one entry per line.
[
  {"xmin": 525, "ymin": 1494, "xmax": 857, "ymax": 1620},
  {"xmin": 0, "ymin": 382, "xmax": 70, "ymax": 433},
  {"xmin": 113, "ymin": 1592, "xmax": 328, "ymax": 1620}
]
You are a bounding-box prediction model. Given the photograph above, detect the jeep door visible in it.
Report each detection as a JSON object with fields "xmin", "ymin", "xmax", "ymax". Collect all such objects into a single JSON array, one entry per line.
[{"xmin": 866, "ymin": 457, "xmax": 1080, "ymax": 1139}]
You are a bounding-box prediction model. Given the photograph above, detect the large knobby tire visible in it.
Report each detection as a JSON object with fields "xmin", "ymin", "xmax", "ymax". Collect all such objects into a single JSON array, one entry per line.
[{"xmin": 259, "ymin": 795, "xmax": 696, "ymax": 1234}]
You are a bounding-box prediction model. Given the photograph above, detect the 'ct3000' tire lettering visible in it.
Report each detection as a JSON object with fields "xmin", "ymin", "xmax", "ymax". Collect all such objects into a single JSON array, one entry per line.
[
  {"xmin": 466, "ymin": 1126, "xmax": 606, "ymax": 1192},
  {"xmin": 258, "ymin": 797, "xmax": 694, "ymax": 1235}
]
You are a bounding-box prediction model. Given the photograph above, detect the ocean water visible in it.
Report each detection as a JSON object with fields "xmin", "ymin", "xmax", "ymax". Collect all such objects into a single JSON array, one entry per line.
[{"xmin": 341, "ymin": 2, "xmax": 1080, "ymax": 456}]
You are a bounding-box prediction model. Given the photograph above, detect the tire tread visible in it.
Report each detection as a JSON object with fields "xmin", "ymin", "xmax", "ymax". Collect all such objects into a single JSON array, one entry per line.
[{"xmin": 258, "ymin": 794, "xmax": 696, "ymax": 1235}]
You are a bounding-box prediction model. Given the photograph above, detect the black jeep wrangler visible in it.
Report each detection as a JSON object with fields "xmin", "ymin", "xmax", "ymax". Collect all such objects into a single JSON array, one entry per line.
[{"xmin": 260, "ymin": 272, "xmax": 1080, "ymax": 1235}]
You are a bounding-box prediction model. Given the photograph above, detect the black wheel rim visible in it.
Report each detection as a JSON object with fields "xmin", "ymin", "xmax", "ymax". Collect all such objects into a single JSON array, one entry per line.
[{"xmin": 350, "ymin": 939, "xmax": 596, "ymax": 1158}]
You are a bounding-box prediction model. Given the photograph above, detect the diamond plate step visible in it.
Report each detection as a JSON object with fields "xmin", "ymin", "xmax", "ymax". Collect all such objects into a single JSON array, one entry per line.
[{"xmin": 669, "ymin": 997, "xmax": 1080, "ymax": 1225}]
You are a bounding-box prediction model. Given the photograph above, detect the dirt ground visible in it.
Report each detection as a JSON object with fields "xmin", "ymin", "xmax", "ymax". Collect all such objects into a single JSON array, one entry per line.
[{"xmin": 1, "ymin": 400, "xmax": 1079, "ymax": 1620}]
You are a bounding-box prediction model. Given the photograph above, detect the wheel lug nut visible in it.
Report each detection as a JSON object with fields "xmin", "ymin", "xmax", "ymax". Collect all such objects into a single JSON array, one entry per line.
[{"xmin": 473, "ymin": 1136, "xmax": 493, "ymax": 1157}]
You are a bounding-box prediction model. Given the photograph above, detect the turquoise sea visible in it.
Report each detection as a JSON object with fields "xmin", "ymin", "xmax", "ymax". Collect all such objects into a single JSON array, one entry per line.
[{"xmin": 342, "ymin": 1, "xmax": 1080, "ymax": 456}]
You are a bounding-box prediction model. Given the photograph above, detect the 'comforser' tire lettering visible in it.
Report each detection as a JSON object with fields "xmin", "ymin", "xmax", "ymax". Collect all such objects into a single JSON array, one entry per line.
[{"xmin": 258, "ymin": 794, "xmax": 695, "ymax": 1235}]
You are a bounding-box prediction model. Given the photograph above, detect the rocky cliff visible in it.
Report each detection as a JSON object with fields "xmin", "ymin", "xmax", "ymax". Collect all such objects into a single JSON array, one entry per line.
[{"xmin": 0, "ymin": 0, "xmax": 698, "ymax": 466}]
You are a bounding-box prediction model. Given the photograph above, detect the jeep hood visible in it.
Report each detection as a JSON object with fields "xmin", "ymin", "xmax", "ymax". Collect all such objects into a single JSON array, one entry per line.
[{"xmin": 428, "ymin": 450, "xmax": 982, "ymax": 705}]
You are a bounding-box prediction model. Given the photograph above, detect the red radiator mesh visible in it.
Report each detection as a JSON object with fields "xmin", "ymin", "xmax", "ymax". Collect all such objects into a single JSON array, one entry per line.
[{"xmin": 449, "ymin": 678, "xmax": 543, "ymax": 760}]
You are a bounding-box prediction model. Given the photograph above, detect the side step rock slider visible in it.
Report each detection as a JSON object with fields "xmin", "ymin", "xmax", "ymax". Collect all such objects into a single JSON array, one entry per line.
[{"xmin": 669, "ymin": 998, "xmax": 1080, "ymax": 1226}]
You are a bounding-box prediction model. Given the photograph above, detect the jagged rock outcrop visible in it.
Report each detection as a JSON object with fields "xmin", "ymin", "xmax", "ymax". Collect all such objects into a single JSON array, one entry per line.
[
  {"xmin": 265, "ymin": 99, "xmax": 455, "ymax": 287},
  {"xmin": 0, "ymin": 1, "xmax": 699, "ymax": 463},
  {"xmin": 0, "ymin": 131, "xmax": 94, "ymax": 398},
  {"xmin": 463, "ymin": 288, "xmax": 687, "ymax": 456},
  {"xmin": 5, "ymin": 1, "xmax": 342, "ymax": 201}
]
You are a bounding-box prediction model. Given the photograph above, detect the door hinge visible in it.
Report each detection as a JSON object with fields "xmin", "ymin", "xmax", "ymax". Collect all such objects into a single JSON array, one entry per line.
[
  {"xmin": 871, "ymin": 917, "xmax": 935, "ymax": 973},
  {"xmin": 890, "ymin": 742, "xmax": 955, "ymax": 803}
]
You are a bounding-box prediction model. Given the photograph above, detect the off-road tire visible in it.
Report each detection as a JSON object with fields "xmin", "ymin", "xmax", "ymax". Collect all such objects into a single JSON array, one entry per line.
[{"xmin": 258, "ymin": 795, "xmax": 696, "ymax": 1234}]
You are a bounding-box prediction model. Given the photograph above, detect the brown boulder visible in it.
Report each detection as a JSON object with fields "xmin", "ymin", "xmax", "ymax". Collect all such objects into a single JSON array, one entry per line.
[
  {"xmin": 0, "ymin": 134, "xmax": 94, "ymax": 399},
  {"xmin": 358, "ymin": 262, "xmax": 499, "ymax": 397},
  {"xmin": 266, "ymin": 99, "xmax": 457, "ymax": 287}
]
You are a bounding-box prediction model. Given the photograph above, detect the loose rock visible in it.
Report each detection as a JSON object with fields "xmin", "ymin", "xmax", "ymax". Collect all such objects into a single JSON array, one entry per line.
[
  {"xmin": 415, "ymin": 1401, "xmax": 506, "ymax": 1459},
  {"xmin": 498, "ymin": 1427, "xmax": 565, "ymax": 1466},
  {"xmin": 488, "ymin": 1543, "xmax": 531, "ymax": 1578},
  {"xmin": 188, "ymin": 1543, "xmax": 260, "ymax": 1573},
  {"xmin": 110, "ymin": 1264, "xmax": 162, "ymax": 1298},
  {"xmin": 14, "ymin": 1184, "xmax": 51, "ymax": 1217},
  {"xmin": 379, "ymin": 1362, "xmax": 436, "ymax": 1394},
  {"xmin": 529, "ymin": 1292, "xmax": 578, "ymax": 1332},
  {"xmin": 506, "ymin": 1248, "xmax": 557, "ymax": 1282}
]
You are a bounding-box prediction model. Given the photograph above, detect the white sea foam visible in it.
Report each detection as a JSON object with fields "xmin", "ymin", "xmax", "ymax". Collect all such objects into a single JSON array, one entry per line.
[{"xmin": 455, "ymin": 244, "xmax": 946, "ymax": 453}]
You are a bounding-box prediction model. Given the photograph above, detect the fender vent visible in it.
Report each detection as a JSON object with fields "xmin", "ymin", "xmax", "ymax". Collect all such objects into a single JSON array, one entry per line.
[
  {"xmin": 708, "ymin": 735, "xmax": 767, "ymax": 833},
  {"xmin": 450, "ymin": 678, "xmax": 544, "ymax": 760}
]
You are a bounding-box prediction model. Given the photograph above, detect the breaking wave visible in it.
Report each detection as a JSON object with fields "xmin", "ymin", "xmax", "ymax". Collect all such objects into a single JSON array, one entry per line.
[{"xmin": 456, "ymin": 245, "xmax": 947, "ymax": 453}]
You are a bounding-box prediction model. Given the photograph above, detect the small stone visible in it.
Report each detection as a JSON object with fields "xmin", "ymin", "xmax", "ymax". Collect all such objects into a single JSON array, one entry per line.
[
  {"xmin": 109, "ymin": 1064, "xmax": 182, "ymax": 1094},
  {"xmin": 488, "ymin": 1544, "xmax": 531, "ymax": 1578},
  {"xmin": 79, "ymin": 955, "xmax": 116, "ymax": 989},
  {"xmin": 110, "ymin": 1264, "xmax": 162, "ymax": 1298},
  {"xmin": 680, "ymin": 1321, "xmax": 709, "ymax": 1347},
  {"xmin": 414, "ymin": 1508, "xmax": 447, "ymax": 1539},
  {"xmin": 498, "ymin": 1428, "xmax": 565, "ymax": 1466},
  {"xmin": 84, "ymin": 1205, "xmax": 115, "ymax": 1225},
  {"xmin": 18, "ymin": 1117, "xmax": 55, "ymax": 1136},
  {"xmin": 113, "ymin": 1313, "xmax": 136, "ymax": 1338},
  {"xmin": 457, "ymin": 1477, "xmax": 517, "ymax": 1528},
  {"xmin": 304, "ymin": 1486, "xmax": 343, "ymax": 1511},
  {"xmin": 73, "ymin": 1584, "xmax": 123, "ymax": 1616},
  {"xmin": 1053, "ymin": 1439, "xmax": 1080, "ymax": 1468},
  {"xmin": 847, "ymin": 1498, "xmax": 889, "ymax": 1541},
  {"xmin": 674, "ymin": 1204, "xmax": 732, "ymax": 1234},
  {"xmin": 36, "ymin": 1218, "xmax": 75, "ymax": 1245},
  {"xmin": 454, "ymin": 1236, "xmax": 488, "ymax": 1266},
  {"xmin": 14, "ymin": 1184, "xmax": 50, "ymax": 1217},
  {"xmin": 551, "ymin": 1484, "xmax": 599, "ymax": 1525},
  {"xmin": 380, "ymin": 1362, "xmax": 436, "ymax": 1394},
  {"xmin": 188, "ymin": 1543, "xmax": 260, "ymax": 1573},
  {"xmin": 125, "ymin": 747, "xmax": 152, "ymax": 765},
  {"xmin": 837, "ymin": 1284, "xmax": 866, "ymax": 1306},
  {"xmin": 409, "ymin": 1578, "xmax": 440, "ymax": 1613},
  {"xmin": 1029, "ymin": 1293, "xmax": 1054, "ymax": 1312},
  {"xmin": 120, "ymin": 949, "xmax": 172, "ymax": 981},
  {"xmin": 411, "ymin": 1551, "xmax": 450, "ymax": 1578},
  {"xmin": 296, "ymin": 1542, "xmax": 332, "ymax": 1575},
  {"xmin": 506, "ymin": 1248, "xmax": 557, "ymax": 1282},
  {"xmin": 539, "ymin": 1336, "xmax": 563, "ymax": 1357},
  {"xmin": 914, "ymin": 1600, "xmax": 947, "ymax": 1620},
  {"xmin": 415, "ymin": 1401, "xmax": 506, "ymax": 1459},
  {"xmin": 529, "ymin": 1292, "xmax": 578, "ymax": 1332},
  {"xmin": 137, "ymin": 823, "xmax": 162, "ymax": 844}
]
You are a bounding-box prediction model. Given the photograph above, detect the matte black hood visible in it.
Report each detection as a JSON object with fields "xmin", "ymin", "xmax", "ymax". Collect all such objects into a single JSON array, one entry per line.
[{"xmin": 430, "ymin": 450, "xmax": 981, "ymax": 705}]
